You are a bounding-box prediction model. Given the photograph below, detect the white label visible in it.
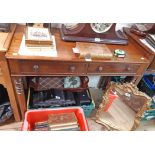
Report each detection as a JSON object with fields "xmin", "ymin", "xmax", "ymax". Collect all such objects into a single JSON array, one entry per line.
[
  {"xmin": 95, "ymin": 38, "xmax": 101, "ymax": 42},
  {"xmin": 72, "ymin": 47, "xmax": 80, "ymax": 54},
  {"xmin": 85, "ymin": 58, "xmax": 92, "ymax": 61}
]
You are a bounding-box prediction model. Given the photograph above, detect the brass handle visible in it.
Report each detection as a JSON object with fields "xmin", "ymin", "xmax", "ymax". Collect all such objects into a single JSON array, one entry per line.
[
  {"xmin": 98, "ymin": 66, "xmax": 103, "ymax": 72},
  {"xmin": 126, "ymin": 67, "xmax": 131, "ymax": 71},
  {"xmin": 69, "ymin": 66, "xmax": 76, "ymax": 72},
  {"xmin": 33, "ymin": 65, "xmax": 39, "ymax": 72}
]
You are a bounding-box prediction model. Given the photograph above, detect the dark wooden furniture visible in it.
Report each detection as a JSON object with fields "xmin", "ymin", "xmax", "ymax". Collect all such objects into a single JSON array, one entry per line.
[
  {"xmin": 0, "ymin": 24, "xmax": 20, "ymax": 121},
  {"xmin": 124, "ymin": 27, "xmax": 155, "ymax": 74},
  {"xmin": 6, "ymin": 25, "xmax": 153, "ymax": 119},
  {"xmin": 60, "ymin": 23, "xmax": 128, "ymax": 45}
]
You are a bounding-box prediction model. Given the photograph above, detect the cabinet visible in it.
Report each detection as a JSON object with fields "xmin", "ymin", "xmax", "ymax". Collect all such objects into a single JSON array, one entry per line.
[
  {"xmin": 6, "ymin": 25, "xmax": 153, "ymax": 119},
  {"xmin": 0, "ymin": 24, "xmax": 20, "ymax": 121}
]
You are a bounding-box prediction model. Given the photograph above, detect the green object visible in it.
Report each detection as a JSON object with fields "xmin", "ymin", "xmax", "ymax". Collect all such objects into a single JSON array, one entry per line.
[
  {"xmin": 81, "ymin": 101, "xmax": 95, "ymax": 117},
  {"xmin": 114, "ymin": 49, "xmax": 126, "ymax": 56},
  {"xmin": 112, "ymin": 76, "xmax": 126, "ymax": 83},
  {"xmin": 138, "ymin": 78, "xmax": 155, "ymax": 97},
  {"xmin": 141, "ymin": 109, "xmax": 155, "ymax": 121}
]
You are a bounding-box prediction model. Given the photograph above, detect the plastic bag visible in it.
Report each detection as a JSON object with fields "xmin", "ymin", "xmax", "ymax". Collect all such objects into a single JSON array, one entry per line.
[{"xmin": 0, "ymin": 102, "xmax": 13, "ymax": 124}]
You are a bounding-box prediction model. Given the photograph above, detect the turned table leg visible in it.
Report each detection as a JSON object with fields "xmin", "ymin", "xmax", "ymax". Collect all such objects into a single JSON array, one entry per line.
[{"xmin": 12, "ymin": 76, "xmax": 27, "ymax": 120}]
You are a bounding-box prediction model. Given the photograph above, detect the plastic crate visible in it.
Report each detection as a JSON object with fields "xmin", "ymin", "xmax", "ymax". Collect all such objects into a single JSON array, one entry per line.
[
  {"xmin": 138, "ymin": 77, "xmax": 155, "ymax": 97},
  {"xmin": 143, "ymin": 75, "xmax": 155, "ymax": 91},
  {"xmin": 22, "ymin": 107, "xmax": 89, "ymax": 131},
  {"xmin": 141, "ymin": 109, "xmax": 155, "ymax": 121},
  {"xmin": 81, "ymin": 101, "xmax": 95, "ymax": 117}
]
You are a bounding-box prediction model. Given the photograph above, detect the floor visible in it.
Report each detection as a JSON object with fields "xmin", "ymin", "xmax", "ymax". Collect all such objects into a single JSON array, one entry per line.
[
  {"xmin": 0, "ymin": 116, "xmax": 155, "ymax": 131},
  {"xmin": 0, "ymin": 88, "xmax": 155, "ymax": 131}
]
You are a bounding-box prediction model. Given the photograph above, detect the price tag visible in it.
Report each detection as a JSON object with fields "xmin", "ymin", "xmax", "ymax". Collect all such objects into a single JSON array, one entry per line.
[
  {"xmin": 95, "ymin": 38, "xmax": 101, "ymax": 42},
  {"xmin": 72, "ymin": 47, "xmax": 79, "ymax": 54}
]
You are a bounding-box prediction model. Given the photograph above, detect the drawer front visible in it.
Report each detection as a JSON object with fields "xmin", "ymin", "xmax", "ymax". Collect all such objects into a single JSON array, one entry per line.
[
  {"xmin": 18, "ymin": 60, "xmax": 87, "ymax": 75},
  {"xmin": 87, "ymin": 63, "xmax": 141, "ymax": 75}
]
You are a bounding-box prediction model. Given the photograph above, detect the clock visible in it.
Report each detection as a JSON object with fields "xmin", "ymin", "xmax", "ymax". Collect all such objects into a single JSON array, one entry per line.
[
  {"xmin": 90, "ymin": 23, "xmax": 113, "ymax": 33},
  {"xmin": 130, "ymin": 23, "xmax": 155, "ymax": 36},
  {"xmin": 64, "ymin": 76, "xmax": 81, "ymax": 88},
  {"xmin": 60, "ymin": 23, "xmax": 128, "ymax": 45}
]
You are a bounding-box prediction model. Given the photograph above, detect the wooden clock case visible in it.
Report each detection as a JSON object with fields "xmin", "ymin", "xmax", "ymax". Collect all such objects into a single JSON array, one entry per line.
[{"xmin": 60, "ymin": 23, "xmax": 128, "ymax": 45}]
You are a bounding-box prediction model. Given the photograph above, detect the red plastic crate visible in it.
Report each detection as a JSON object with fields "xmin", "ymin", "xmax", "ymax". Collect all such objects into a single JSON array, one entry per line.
[{"xmin": 22, "ymin": 107, "xmax": 89, "ymax": 131}]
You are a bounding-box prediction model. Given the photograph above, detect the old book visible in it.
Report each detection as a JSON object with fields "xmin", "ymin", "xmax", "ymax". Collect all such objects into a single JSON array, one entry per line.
[
  {"xmin": 25, "ymin": 26, "xmax": 53, "ymax": 46},
  {"xmin": 49, "ymin": 124, "xmax": 79, "ymax": 131},
  {"xmin": 75, "ymin": 42, "xmax": 113, "ymax": 59},
  {"xmin": 34, "ymin": 121, "xmax": 49, "ymax": 131},
  {"xmin": 48, "ymin": 112, "xmax": 78, "ymax": 128}
]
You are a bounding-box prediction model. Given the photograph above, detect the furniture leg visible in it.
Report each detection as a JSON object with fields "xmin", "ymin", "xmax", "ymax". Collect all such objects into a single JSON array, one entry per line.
[
  {"xmin": 12, "ymin": 76, "xmax": 27, "ymax": 120},
  {"xmin": 2, "ymin": 60, "xmax": 21, "ymax": 121}
]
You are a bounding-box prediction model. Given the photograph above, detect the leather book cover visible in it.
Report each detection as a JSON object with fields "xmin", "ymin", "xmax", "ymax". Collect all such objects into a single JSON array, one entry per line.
[
  {"xmin": 34, "ymin": 121, "xmax": 49, "ymax": 131},
  {"xmin": 49, "ymin": 124, "xmax": 79, "ymax": 131},
  {"xmin": 75, "ymin": 42, "xmax": 113, "ymax": 59},
  {"xmin": 48, "ymin": 112, "xmax": 78, "ymax": 128}
]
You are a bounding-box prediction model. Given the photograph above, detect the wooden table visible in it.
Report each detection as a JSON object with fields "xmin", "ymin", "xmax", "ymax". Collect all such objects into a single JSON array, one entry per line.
[
  {"xmin": 0, "ymin": 24, "xmax": 20, "ymax": 121},
  {"xmin": 6, "ymin": 25, "xmax": 153, "ymax": 119},
  {"xmin": 124, "ymin": 27, "xmax": 155, "ymax": 74}
]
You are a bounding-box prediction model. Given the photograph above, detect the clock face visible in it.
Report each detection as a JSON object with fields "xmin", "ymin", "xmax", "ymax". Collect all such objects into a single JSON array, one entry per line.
[
  {"xmin": 90, "ymin": 23, "xmax": 113, "ymax": 33},
  {"xmin": 64, "ymin": 23, "xmax": 79, "ymax": 30},
  {"xmin": 64, "ymin": 77, "xmax": 81, "ymax": 88}
]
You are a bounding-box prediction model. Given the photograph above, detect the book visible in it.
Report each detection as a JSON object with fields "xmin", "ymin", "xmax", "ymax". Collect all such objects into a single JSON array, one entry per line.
[
  {"xmin": 49, "ymin": 124, "xmax": 79, "ymax": 131},
  {"xmin": 75, "ymin": 42, "xmax": 113, "ymax": 59},
  {"xmin": 145, "ymin": 34, "xmax": 155, "ymax": 49},
  {"xmin": 34, "ymin": 121, "xmax": 49, "ymax": 131},
  {"xmin": 48, "ymin": 112, "xmax": 78, "ymax": 128},
  {"xmin": 25, "ymin": 26, "xmax": 53, "ymax": 46}
]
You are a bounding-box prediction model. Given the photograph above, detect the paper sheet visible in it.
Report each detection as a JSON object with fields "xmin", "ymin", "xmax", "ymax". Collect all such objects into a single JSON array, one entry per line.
[
  {"xmin": 140, "ymin": 38, "xmax": 155, "ymax": 53},
  {"xmin": 18, "ymin": 35, "xmax": 57, "ymax": 57}
]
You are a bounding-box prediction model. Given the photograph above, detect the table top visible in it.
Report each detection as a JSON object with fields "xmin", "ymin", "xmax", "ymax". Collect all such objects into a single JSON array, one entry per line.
[
  {"xmin": 124, "ymin": 27, "xmax": 155, "ymax": 56},
  {"xmin": 0, "ymin": 24, "xmax": 16, "ymax": 52},
  {"xmin": 6, "ymin": 24, "xmax": 150, "ymax": 64}
]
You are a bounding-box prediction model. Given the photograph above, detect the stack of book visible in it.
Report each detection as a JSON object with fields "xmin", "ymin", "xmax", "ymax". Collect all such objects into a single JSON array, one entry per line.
[
  {"xmin": 33, "ymin": 112, "xmax": 80, "ymax": 131},
  {"xmin": 25, "ymin": 26, "xmax": 53, "ymax": 47},
  {"xmin": 34, "ymin": 121, "xmax": 49, "ymax": 131},
  {"xmin": 18, "ymin": 26, "xmax": 57, "ymax": 57},
  {"xmin": 145, "ymin": 34, "xmax": 155, "ymax": 49},
  {"xmin": 48, "ymin": 112, "xmax": 80, "ymax": 131}
]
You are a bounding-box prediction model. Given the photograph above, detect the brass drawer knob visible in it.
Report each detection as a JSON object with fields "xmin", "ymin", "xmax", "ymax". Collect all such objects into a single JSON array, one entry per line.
[
  {"xmin": 98, "ymin": 66, "xmax": 103, "ymax": 72},
  {"xmin": 126, "ymin": 67, "xmax": 131, "ymax": 71},
  {"xmin": 69, "ymin": 66, "xmax": 76, "ymax": 72},
  {"xmin": 33, "ymin": 65, "xmax": 39, "ymax": 72}
]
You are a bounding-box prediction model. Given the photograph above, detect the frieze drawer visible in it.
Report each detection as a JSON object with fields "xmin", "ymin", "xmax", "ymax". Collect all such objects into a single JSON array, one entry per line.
[
  {"xmin": 9, "ymin": 60, "xmax": 88, "ymax": 75},
  {"xmin": 87, "ymin": 63, "xmax": 141, "ymax": 75}
]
